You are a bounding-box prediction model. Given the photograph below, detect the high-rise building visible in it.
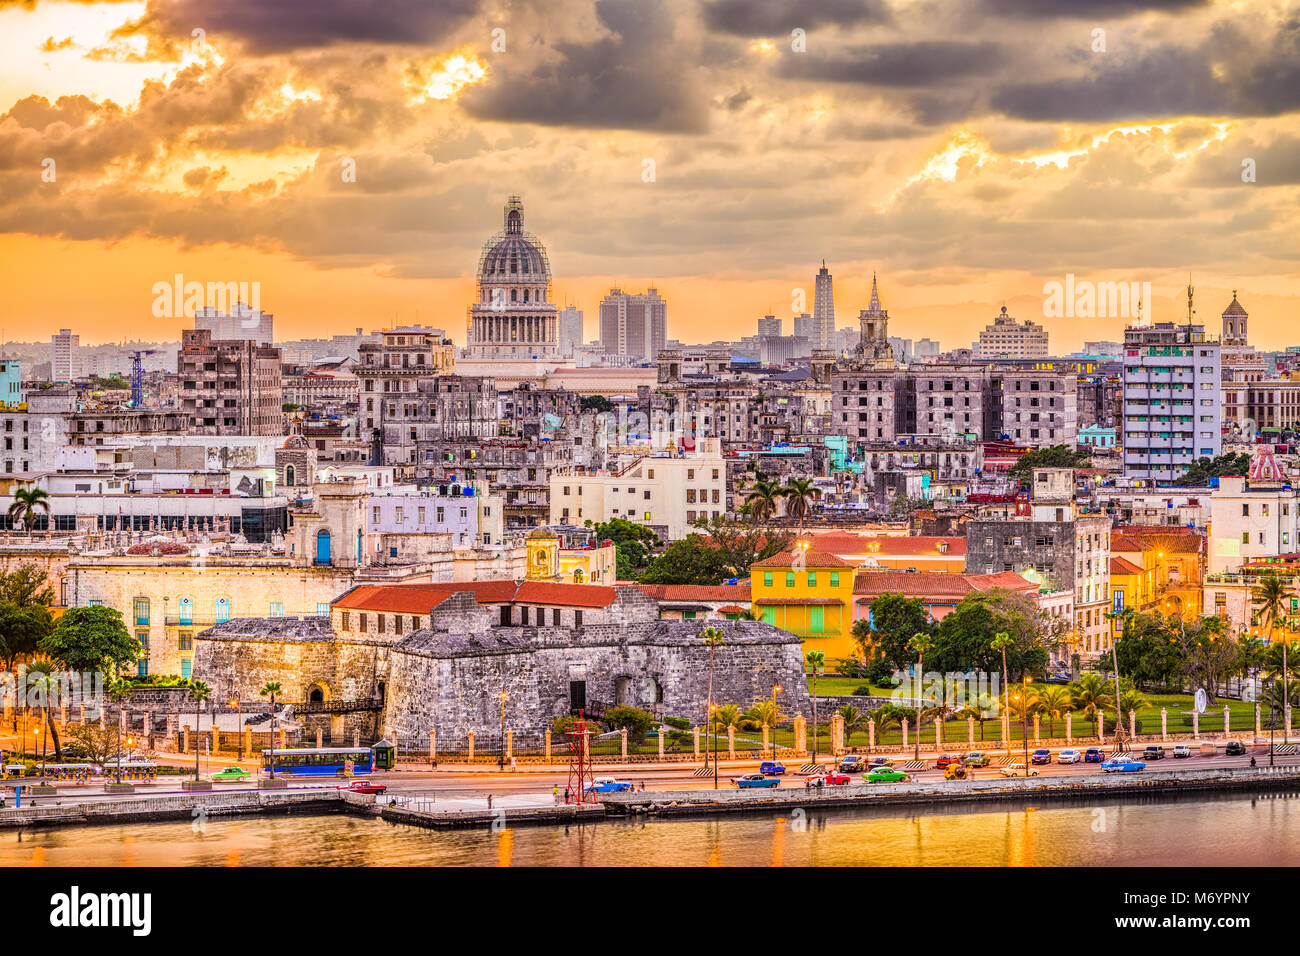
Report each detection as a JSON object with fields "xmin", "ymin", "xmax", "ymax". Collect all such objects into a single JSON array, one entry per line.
[
  {"xmin": 976, "ymin": 306, "xmax": 1048, "ymax": 359},
  {"xmin": 1121, "ymin": 284, "xmax": 1221, "ymax": 481},
  {"xmin": 757, "ymin": 314, "xmax": 782, "ymax": 337},
  {"xmin": 178, "ymin": 328, "xmax": 283, "ymax": 435},
  {"xmin": 599, "ymin": 288, "xmax": 667, "ymax": 361},
  {"xmin": 467, "ymin": 197, "xmax": 560, "ymax": 358},
  {"xmin": 811, "ymin": 261, "xmax": 835, "ymax": 349},
  {"xmin": 194, "ymin": 304, "xmax": 274, "ymax": 345},
  {"xmin": 52, "ymin": 329, "xmax": 80, "ymax": 382},
  {"xmin": 557, "ymin": 306, "xmax": 584, "ymax": 356}
]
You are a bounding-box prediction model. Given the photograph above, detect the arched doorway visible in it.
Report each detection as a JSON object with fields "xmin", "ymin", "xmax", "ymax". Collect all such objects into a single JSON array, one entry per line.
[
  {"xmin": 285, "ymin": 464, "xmax": 296, "ymax": 486},
  {"xmin": 315, "ymin": 529, "xmax": 331, "ymax": 566},
  {"xmin": 307, "ymin": 683, "xmax": 327, "ymax": 704}
]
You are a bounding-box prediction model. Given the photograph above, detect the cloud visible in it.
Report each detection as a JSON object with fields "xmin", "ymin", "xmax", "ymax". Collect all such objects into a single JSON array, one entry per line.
[{"xmin": 700, "ymin": 0, "xmax": 890, "ymax": 36}]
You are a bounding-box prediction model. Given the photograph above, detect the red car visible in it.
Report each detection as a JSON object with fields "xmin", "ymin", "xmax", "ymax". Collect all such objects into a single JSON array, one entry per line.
[
  {"xmin": 804, "ymin": 772, "xmax": 851, "ymax": 787},
  {"xmin": 339, "ymin": 779, "xmax": 387, "ymax": 794},
  {"xmin": 934, "ymin": 754, "xmax": 961, "ymax": 769}
]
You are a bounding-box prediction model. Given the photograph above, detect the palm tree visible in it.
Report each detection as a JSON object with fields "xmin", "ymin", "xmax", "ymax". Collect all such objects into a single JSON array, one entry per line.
[
  {"xmin": 710, "ymin": 703, "xmax": 742, "ymax": 736},
  {"xmin": 1254, "ymin": 573, "xmax": 1292, "ymax": 743},
  {"xmin": 806, "ymin": 649, "xmax": 825, "ymax": 765},
  {"xmin": 260, "ymin": 680, "xmax": 282, "ymax": 779},
  {"xmin": 189, "ymin": 679, "xmax": 211, "ymax": 782},
  {"xmin": 990, "ymin": 631, "xmax": 1014, "ymax": 747},
  {"xmin": 8, "ymin": 487, "xmax": 50, "ymax": 541},
  {"xmin": 1038, "ymin": 685, "xmax": 1073, "ymax": 739},
  {"xmin": 24, "ymin": 660, "xmax": 61, "ymax": 761},
  {"xmin": 1070, "ymin": 673, "xmax": 1111, "ymax": 740},
  {"xmin": 907, "ymin": 632, "xmax": 933, "ymax": 761},
  {"xmin": 745, "ymin": 699, "xmax": 786, "ymax": 739},
  {"xmin": 700, "ymin": 626, "xmax": 726, "ymax": 786},
  {"xmin": 743, "ymin": 480, "xmax": 783, "ymax": 524},
  {"xmin": 1117, "ymin": 686, "xmax": 1150, "ymax": 734},
  {"xmin": 781, "ymin": 477, "xmax": 820, "ymax": 535},
  {"xmin": 837, "ymin": 703, "xmax": 866, "ymax": 747},
  {"xmin": 106, "ymin": 678, "xmax": 131, "ymax": 783}
]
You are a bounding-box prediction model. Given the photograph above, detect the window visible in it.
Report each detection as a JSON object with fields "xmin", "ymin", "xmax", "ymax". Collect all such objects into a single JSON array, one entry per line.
[
  {"xmin": 808, "ymin": 572, "xmax": 817, "ymax": 587},
  {"xmin": 809, "ymin": 606, "xmax": 825, "ymax": 633},
  {"xmin": 134, "ymin": 598, "xmax": 150, "ymax": 626},
  {"xmin": 178, "ymin": 632, "xmax": 193, "ymax": 651},
  {"xmin": 786, "ymin": 572, "xmax": 795, "ymax": 587},
  {"xmin": 181, "ymin": 658, "xmax": 192, "ymax": 679},
  {"xmin": 763, "ymin": 572, "xmax": 773, "ymax": 587},
  {"xmin": 269, "ymin": 602, "xmax": 284, "ymax": 617},
  {"xmin": 215, "ymin": 598, "xmax": 230, "ymax": 623},
  {"xmin": 317, "ymin": 602, "xmax": 330, "ymax": 617},
  {"xmin": 178, "ymin": 597, "xmax": 193, "ymax": 625},
  {"xmin": 830, "ymin": 572, "xmax": 840, "ymax": 587}
]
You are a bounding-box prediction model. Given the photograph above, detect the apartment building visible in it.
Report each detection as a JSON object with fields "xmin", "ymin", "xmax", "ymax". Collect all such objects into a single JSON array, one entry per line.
[{"xmin": 177, "ymin": 329, "xmax": 283, "ymax": 436}]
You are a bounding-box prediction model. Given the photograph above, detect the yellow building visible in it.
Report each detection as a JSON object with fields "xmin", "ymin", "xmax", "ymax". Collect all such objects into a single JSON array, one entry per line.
[
  {"xmin": 1111, "ymin": 530, "xmax": 1205, "ymax": 620},
  {"xmin": 525, "ymin": 529, "xmax": 617, "ymax": 584},
  {"xmin": 1108, "ymin": 556, "xmax": 1157, "ymax": 642},
  {"xmin": 750, "ymin": 550, "xmax": 858, "ymax": 659}
]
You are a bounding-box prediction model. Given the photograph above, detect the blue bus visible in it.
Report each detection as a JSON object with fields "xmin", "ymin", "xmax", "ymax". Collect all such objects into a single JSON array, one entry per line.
[{"xmin": 260, "ymin": 747, "xmax": 374, "ymax": 777}]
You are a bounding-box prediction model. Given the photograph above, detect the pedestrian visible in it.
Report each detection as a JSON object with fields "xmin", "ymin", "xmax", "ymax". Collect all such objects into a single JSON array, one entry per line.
[
  {"xmin": 564, "ymin": 786, "xmax": 571, "ymax": 804},
  {"xmin": 487, "ymin": 793, "xmax": 493, "ymax": 810},
  {"xmin": 510, "ymin": 756, "xmax": 516, "ymax": 772},
  {"xmin": 552, "ymin": 784, "xmax": 559, "ymax": 804},
  {"xmin": 1251, "ymin": 756, "xmax": 1257, "ymax": 768}
]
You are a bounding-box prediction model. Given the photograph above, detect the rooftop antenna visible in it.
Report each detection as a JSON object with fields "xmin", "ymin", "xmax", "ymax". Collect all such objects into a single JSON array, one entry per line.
[{"xmin": 1186, "ymin": 275, "xmax": 1196, "ymax": 337}]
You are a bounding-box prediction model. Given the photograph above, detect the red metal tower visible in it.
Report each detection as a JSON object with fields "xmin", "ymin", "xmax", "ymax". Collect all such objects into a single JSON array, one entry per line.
[{"xmin": 565, "ymin": 710, "xmax": 596, "ymax": 803}]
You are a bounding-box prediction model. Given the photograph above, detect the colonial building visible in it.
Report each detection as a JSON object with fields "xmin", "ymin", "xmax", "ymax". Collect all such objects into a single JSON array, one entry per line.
[{"xmin": 467, "ymin": 197, "xmax": 561, "ymax": 358}]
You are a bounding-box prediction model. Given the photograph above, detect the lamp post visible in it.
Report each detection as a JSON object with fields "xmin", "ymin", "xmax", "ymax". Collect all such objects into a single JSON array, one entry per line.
[
  {"xmin": 771, "ymin": 683, "xmax": 782, "ymax": 758},
  {"xmin": 710, "ymin": 703, "xmax": 718, "ymax": 790},
  {"xmin": 498, "ymin": 691, "xmax": 508, "ymax": 772},
  {"xmin": 230, "ymin": 698, "xmax": 242, "ymax": 760},
  {"xmin": 1021, "ymin": 675, "xmax": 1032, "ymax": 772}
]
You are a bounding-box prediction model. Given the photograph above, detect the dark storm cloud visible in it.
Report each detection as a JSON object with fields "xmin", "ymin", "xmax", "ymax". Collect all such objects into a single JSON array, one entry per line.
[
  {"xmin": 778, "ymin": 41, "xmax": 1005, "ymax": 87},
  {"xmin": 976, "ymin": 0, "xmax": 1209, "ymax": 17},
  {"xmin": 699, "ymin": 0, "xmax": 890, "ymax": 36},
  {"xmin": 121, "ymin": 0, "xmax": 482, "ymax": 54},
  {"xmin": 461, "ymin": 0, "xmax": 708, "ymax": 132}
]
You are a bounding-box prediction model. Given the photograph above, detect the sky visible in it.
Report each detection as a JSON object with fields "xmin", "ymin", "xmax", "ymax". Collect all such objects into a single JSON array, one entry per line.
[{"xmin": 0, "ymin": 0, "xmax": 1297, "ymax": 351}]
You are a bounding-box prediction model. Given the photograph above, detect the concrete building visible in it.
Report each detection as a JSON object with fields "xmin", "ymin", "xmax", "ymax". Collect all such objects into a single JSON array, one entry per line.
[
  {"xmin": 964, "ymin": 468, "xmax": 1112, "ymax": 656},
  {"xmin": 549, "ymin": 438, "xmax": 727, "ymax": 541},
  {"xmin": 811, "ymin": 262, "xmax": 835, "ymax": 349},
  {"xmin": 0, "ymin": 360, "xmax": 22, "ymax": 409},
  {"xmin": 1001, "ymin": 370, "xmax": 1078, "ymax": 448},
  {"xmin": 1121, "ymin": 308, "xmax": 1221, "ymax": 481},
  {"xmin": 1208, "ymin": 454, "xmax": 1299, "ymax": 574},
  {"xmin": 194, "ymin": 303, "xmax": 274, "ymax": 345},
  {"xmin": 52, "ymin": 329, "xmax": 81, "ymax": 382},
  {"xmin": 178, "ymin": 328, "xmax": 283, "ymax": 436},
  {"xmin": 757, "ymin": 315, "xmax": 782, "ymax": 337},
  {"xmin": 557, "ymin": 306, "xmax": 584, "ymax": 357},
  {"xmin": 975, "ymin": 306, "xmax": 1048, "ymax": 359},
  {"xmin": 599, "ymin": 288, "xmax": 667, "ymax": 361}
]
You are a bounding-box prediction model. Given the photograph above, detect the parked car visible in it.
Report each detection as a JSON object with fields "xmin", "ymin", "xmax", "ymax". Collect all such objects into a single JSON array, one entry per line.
[
  {"xmin": 963, "ymin": 751, "xmax": 991, "ymax": 767},
  {"xmin": 943, "ymin": 763, "xmax": 967, "ymax": 780},
  {"xmin": 1172, "ymin": 744, "xmax": 1192, "ymax": 758},
  {"xmin": 838, "ymin": 755, "xmax": 864, "ymax": 773},
  {"xmin": 211, "ymin": 767, "xmax": 252, "ymax": 782},
  {"xmin": 340, "ymin": 779, "xmax": 388, "ymax": 794},
  {"xmin": 735, "ymin": 773, "xmax": 781, "ymax": 789},
  {"xmin": 1144, "ymin": 745, "xmax": 1166, "ymax": 760},
  {"xmin": 1225, "ymin": 740, "xmax": 1247, "ymax": 756},
  {"xmin": 1057, "ymin": 749, "xmax": 1082, "ymax": 764},
  {"xmin": 1084, "ymin": 748, "xmax": 1106, "ymax": 763},
  {"xmin": 1044, "ymin": 673, "xmax": 1072, "ymax": 685},
  {"xmin": 1000, "ymin": 763, "xmax": 1039, "ymax": 778},
  {"xmin": 804, "ymin": 772, "xmax": 851, "ymax": 787},
  {"xmin": 1100, "ymin": 758, "xmax": 1146, "ymax": 773},
  {"xmin": 934, "ymin": 754, "xmax": 960, "ymax": 768},
  {"xmin": 586, "ymin": 777, "xmax": 634, "ymax": 793},
  {"xmin": 867, "ymin": 756, "xmax": 892, "ymax": 768},
  {"xmin": 759, "ymin": 761, "xmax": 786, "ymax": 776},
  {"xmin": 866, "ymin": 767, "xmax": 910, "ymax": 783},
  {"xmin": 1031, "ymin": 748, "xmax": 1051, "ymax": 765}
]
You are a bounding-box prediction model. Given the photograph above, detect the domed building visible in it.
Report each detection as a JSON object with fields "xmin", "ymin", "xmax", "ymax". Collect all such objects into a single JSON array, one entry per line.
[{"xmin": 467, "ymin": 196, "xmax": 560, "ymax": 357}]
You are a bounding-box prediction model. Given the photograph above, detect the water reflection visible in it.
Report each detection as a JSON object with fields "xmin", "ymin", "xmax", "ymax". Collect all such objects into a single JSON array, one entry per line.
[{"xmin": 1, "ymin": 793, "xmax": 1298, "ymax": 867}]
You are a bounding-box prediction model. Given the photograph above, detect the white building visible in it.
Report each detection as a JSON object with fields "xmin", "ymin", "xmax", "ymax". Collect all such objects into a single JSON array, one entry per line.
[
  {"xmin": 549, "ymin": 438, "xmax": 727, "ymax": 540},
  {"xmin": 975, "ymin": 307, "xmax": 1048, "ymax": 359},
  {"xmin": 558, "ymin": 306, "xmax": 584, "ymax": 357},
  {"xmin": 1207, "ymin": 462, "xmax": 1300, "ymax": 574},
  {"xmin": 52, "ymin": 329, "xmax": 81, "ymax": 382},
  {"xmin": 599, "ymin": 288, "xmax": 667, "ymax": 361},
  {"xmin": 194, "ymin": 303, "xmax": 274, "ymax": 345}
]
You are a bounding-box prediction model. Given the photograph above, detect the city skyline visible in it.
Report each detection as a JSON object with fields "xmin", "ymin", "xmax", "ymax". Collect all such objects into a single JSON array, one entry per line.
[{"xmin": 1, "ymin": 0, "xmax": 1297, "ymax": 349}]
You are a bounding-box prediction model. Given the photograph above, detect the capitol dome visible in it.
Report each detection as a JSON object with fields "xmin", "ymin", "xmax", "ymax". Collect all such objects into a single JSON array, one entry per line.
[
  {"xmin": 476, "ymin": 197, "xmax": 551, "ymax": 282},
  {"xmin": 468, "ymin": 196, "xmax": 561, "ymax": 358}
]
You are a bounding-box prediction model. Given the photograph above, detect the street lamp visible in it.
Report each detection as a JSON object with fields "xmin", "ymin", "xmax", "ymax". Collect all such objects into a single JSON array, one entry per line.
[
  {"xmin": 1022, "ymin": 675, "xmax": 1032, "ymax": 772},
  {"xmin": 771, "ymin": 683, "xmax": 782, "ymax": 758},
  {"xmin": 230, "ymin": 698, "xmax": 242, "ymax": 760},
  {"xmin": 710, "ymin": 703, "xmax": 719, "ymax": 790},
  {"xmin": 498, "ymin": 691, "xmax": 508, "ymax": 772}
]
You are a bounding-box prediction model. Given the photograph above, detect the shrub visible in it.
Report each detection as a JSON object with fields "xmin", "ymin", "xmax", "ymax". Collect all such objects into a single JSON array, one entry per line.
[
  {"xmin": 865, "ymin": 658, "xmax": 897, "ymax": 686},
  {"xmin": 832, "ymin": 657, "xmax": 865, "ymax": 679},
  {"xmin": 604, "ymin": 705, "xmax": 655, "ymax": 742},
  {"xmin": 852, "ymin": 685, "xmax": 875, "ymax": 696},
  {"xmin": 662, "ymin": 715, "xmax": 691, "ymax": 731}
]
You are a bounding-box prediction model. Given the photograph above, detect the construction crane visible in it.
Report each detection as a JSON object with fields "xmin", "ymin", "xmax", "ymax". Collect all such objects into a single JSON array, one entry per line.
[{"xmin": 129, "ymin": 349, "xmax": 158, "ymax": 408}]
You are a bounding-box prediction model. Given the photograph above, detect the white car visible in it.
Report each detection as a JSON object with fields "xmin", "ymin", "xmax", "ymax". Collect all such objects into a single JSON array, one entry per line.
[
  {"xmin": 999, "ymin": 763, "xmax": 1040, "ymax": 777},
  {"xmin": 1057, "ymin": 749, "xmax": 1081, "ymax": 764},
  {"xmin": 1172, "ymin": 744, "xmax": 1192, "ymax": 758}
]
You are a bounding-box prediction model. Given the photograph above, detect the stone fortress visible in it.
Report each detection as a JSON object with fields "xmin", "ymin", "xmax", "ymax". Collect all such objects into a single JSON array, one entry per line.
[{"xmin": 195, "ymin": 580, "xmax": 809, "ymax": 750}]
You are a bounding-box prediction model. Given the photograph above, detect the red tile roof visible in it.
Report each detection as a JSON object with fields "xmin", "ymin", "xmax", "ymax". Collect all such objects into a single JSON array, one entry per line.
[
  {"xmin": 754, "ymin": 597, "xmax": 845, "ymax": 606},
  {"xmin": 808, "ymin": 533, "xmax": 966, "ymax": 557},
  {"xmin": 1111, "ymin": 534, "xmax": 1203, "ymax": 554},
  {"xmin": 1110, "ymin": 556, "xmax": 1145, "ymax": 575},
  {"xmin": 852, "ymin": 570, "xmax": 1036, "ymax": 601},
  {"xmin": 752, "ymin": 550, "xmax": 857, "ymax": 569},
  {"xmin": 334, "ymin": 580, "xmax": 619, "ymax": 613},
  {"xmin": 636, "ymin": 584, "xmax": 752, "ymax": 602}
]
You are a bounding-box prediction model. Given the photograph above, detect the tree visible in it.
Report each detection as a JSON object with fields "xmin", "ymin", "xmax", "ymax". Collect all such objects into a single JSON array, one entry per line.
[
  {"xmin": 742, "ymin": 479, "xmax": 783, "ymax": 523},
  {"xmin": 710, "ymin": 703, "xmax": 742, "ymax": 734},
  {"xmin": 957, "ymin": 693, "xmax": 1000, "ymax": 741},
  {"xmin": 8, "ymin": 487, "xmax": 50, "ymax": 539},
  {"xmin": 24, "ymin": 660, "xmax": 61, "ymax": 760},
  {"xmin": 1007, "ymin": 445, "xmax": 1090, "ymax": 484},
  {"xmin": 837, "ymin": 703, "xmax": 866, "ymax": 744},
  {"xmin": 1254, "ymin": 573, "xmax": 1293, "ymax": 739},
  {"xmin": 0, "ymin": 564, "xmax": 56, "ymax": 607},
  {"xmin": 260, "ymin": 681, "xmax": 282, "ymax": 778},
  {"xmin": 106, "ymin": 678, "xmax": 132, "ymax": 782},
  {"xmin": 701, "ymin": 626, "xmax": 725, "ymax": 784},
  {"xmin": 39, "ymin": 605, "xmax": 140, "ymax": 678},
  {"xmin": 1172, "ymin": 452, "xmax": 1251, "ymax": 487},
  {"xmin": 62, "ymin": 720, "xmax": 119, "ymax": 766},
  {"xmin": 991, "ymin": 631, "xmax": 1014, "ymax": 740},
  {"xmin": 579, "ymin": 395, "xmax": 614, "ymax": 414},
  {"xmin": 699, "ymin": 515, "xmax": 792, "ymax": 576},
  {"xmin": 852, "ymin": 593, "xmax": 932, "ymax": 670},
  {"xmin": 806, "ymin": 649, "xmax": 825, "ymax": 764},
  {"xmin": 1114, "ymin": 611, "xmax": 1183, "ymax": 688},
  {"xmin": 592, "ymin": 517, "xmax": 661, "ymax": 579},
  {"xmin": 906, "ymin": 632, "xmax": 933, "ymax": 762},
  {"xmin": 742, "ymin": 699, "xmax": 787, "ymax": 735},
  {"xmin": 604, "ymin": 705, "xmax": 655, "ymax": 743},
  {"xmin": 781, "ymin": 477, "xmax": 820, "ymax": 535},
  {"xmin": 1069, "ymin": 673, "xmax": 1111, "ymax": 738},
  {"xmin": 0, "ymin": 563, "xmax": 55, "ymax": 670},
  {"xmin": 1038, "ymin": 685, "xmax": 1073, "ymax": 738},
  {"xmin": 189, "ymin": 679, "xmax": 211, "ymax": 781},
  {"xmin": 639, "ymin": 536, "xmax": 733, "ymax": 585}
]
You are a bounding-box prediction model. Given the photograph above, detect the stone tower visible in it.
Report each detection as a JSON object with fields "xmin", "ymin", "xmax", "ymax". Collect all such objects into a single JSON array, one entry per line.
[{"xmin": 855, "ymin": 272, "xmax": 895, "ymax": 367}]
